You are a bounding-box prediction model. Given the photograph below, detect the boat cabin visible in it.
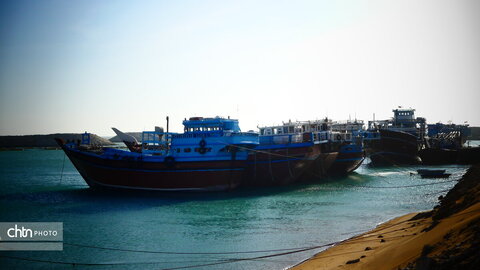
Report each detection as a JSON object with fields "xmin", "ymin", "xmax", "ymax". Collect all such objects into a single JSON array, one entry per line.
[
  {"xmin": 393, "ymin": 108, "xmax": 416, "ymax": 128},
  {"xmin": 367, "ymin": 107, "xmax": 427, "ymax": 139},
  {"xmin": 183, "ymin": 116, "xmax": 241, "ymax": 133},
  {"xmin": 141, "ymin": 116, "xmax": 259, "ymax": 157}
]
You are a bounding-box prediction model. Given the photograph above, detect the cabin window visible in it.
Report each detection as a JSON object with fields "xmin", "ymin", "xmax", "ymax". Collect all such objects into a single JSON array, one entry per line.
[
  {"xmin": 176, "ymin": 148, "xmax": 180, "ymax": 153},
  {"xmin": 184, "ymin": 148, "xmax": 191, "ymax": 153}
]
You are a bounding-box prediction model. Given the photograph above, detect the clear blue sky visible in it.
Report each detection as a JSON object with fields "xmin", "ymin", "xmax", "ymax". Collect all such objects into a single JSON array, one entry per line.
[{"xmin": 1, "ymin": 0, "xmax": 479, "ymax": 136}]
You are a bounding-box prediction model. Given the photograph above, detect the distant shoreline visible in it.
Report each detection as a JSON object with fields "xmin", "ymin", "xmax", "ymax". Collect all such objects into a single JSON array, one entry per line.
[
  {"xmin": 1, "ymin": 127, "xmax": 479, "ymax": 148},
  {"xmin": 0, "ymin": 133, "xmax": 113, "ymax": 148},
  {"xmin": 0, "ymin": 147, "xmax": 61, "ymax": 151}
]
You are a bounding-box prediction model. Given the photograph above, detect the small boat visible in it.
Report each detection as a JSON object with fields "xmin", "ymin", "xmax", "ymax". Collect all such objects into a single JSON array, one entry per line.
[
  {"xmin": 56, "ymin": 117, "xmax": 259, "ymax": 192},
  {"xmin": 417, "ymin": 169, "xmax": 446, "ymax": 175},
  {"xmin": 417, "ymin": 169, "xmax": 451, "ymax": 179}
]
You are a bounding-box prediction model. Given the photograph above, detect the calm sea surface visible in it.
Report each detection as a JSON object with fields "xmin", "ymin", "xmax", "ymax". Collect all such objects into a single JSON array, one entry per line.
[{"xmin": 0, "ymin": 144, "xmax": 474, "ymax": 269}]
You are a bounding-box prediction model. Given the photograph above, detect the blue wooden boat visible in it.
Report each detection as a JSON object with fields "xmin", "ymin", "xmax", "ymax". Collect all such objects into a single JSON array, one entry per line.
[
  {"xmin": 256, "ymin": 119, "xmax": 366, "ymax": 181},
  {"xmin": 56, "ymin": 117, "xmax": 259, "ymax": 191}
]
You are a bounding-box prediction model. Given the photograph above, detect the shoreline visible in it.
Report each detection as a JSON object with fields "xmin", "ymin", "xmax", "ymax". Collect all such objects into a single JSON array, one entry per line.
[{"xmin": 291, "ymin": 164, "xmax": 480, "ymax": 270}]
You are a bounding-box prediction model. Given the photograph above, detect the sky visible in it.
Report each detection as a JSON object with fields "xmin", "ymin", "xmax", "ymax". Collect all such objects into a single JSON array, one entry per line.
[{"xmin": 0, "ymin": 0, "xmax": 479, "ymax": 136}]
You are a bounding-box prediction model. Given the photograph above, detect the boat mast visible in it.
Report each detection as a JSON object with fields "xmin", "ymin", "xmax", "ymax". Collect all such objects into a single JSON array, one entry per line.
[
  {"xmin": 166, "ymin": 116, "xmax": 169, "ymax": 133},
  {"xmin": 166, "ymin": 116, "xmax": 170, "ymax": 154}
]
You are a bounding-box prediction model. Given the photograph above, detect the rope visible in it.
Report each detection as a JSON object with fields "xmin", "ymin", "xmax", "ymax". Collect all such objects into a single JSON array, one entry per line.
[
  {"xmin": 341, "ymin": 178, "xmax": 459, "ymax": 189},
  {"xmin": 59, "ymin": 152, "xmax": 66, "ymax": 185},
  {"xmin": 0, "ymin": 255, "xmax": 229, "ymax": 266},
  {"xmin": 223, "ymin": 142, "xmax": 305, "ymax": 160},
  {"xmin": 63, "ymin": 242, "xmax": 316, "ymax": 255},
  {"xmin": 4, "ymin": 209, "xmax": 479, "ymax": 269},
  {"xmin": 423, "ymin": 188, "xmax": 453, "ymax": 196}
]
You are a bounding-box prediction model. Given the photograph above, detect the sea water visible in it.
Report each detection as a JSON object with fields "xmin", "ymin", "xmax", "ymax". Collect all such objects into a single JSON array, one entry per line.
[{"xmin": 0, "ymin": 148, "xmax": 471, "ymax": 270}]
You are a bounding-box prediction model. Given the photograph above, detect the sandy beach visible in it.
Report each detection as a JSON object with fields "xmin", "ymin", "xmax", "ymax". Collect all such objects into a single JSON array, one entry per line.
[{"xmin": 292, "ymin": 165, "xmax": 480, "ymax": 270}]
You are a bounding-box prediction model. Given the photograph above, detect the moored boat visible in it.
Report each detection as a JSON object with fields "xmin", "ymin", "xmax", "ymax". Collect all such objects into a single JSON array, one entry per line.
[
  {"xmin": 417, "ymin": 169, "xmax": 446, "ymax": 175},
  {"xmin": 418, "ymin": 148, "xmax": 458, "ymax": 165},
  {"xmin": 327, "ymin": 120, "xmax": 365, "ymax": 175},
  {"xmin": 244, "ymin": 131, "xmax": 323, "ymax": 186},
  {"xmin": 419, "ymin": 122, "xmax": 475, "ymax": 165},
  {"xmin": 56, "ymin": 117, "xmax": 259, "ymax": 191},
  {"xmin": 255, "ymin": 118, "xmax": 365, "ymax": 182},
  {"xmin": 417, "ymin": 169, "xmax": 451, "ymax": 179},
  {"xmin": 293, "ymin": 119, "xmax": 365, "ymax": 176},
  {"xmin": 366, "ymin": 129, "xmax": 422, "ymax": 165},
  {"xmin": 364, "ymin": 108, "xmax": 425, "ymax": 166},
  {"xmin": 326, "ymin": 143, "xmax": 364, "ymax": 176}
]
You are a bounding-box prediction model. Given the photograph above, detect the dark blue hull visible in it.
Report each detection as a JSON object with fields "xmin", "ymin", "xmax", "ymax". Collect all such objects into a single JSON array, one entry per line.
[
  {"xmin": 326, "ymin": 144, "xmax": 364, "ymax": 175},
  {"xmin": 365, "ymin": 129, "xmax": 421, "ymax": 166}
]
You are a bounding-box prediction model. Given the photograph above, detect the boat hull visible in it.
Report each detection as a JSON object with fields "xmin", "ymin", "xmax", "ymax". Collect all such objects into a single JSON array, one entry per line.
[
  {"xmin": 326, "ymin": 144, "xmax": 365, "ymax": 176},
  {"xmin": 420, "ymin": 173, "xmax": 451, "ymax": 179},
  {"xmin": 419, "ymin": 147, "xmax": 480, "ymax": 165},
  {"xmin": 60, "ymin": 145, "xmax": 246, "ymax": 192},
  {"xmin": 244, "ymin": 143, "xmax": 320, "ymax": 186},
  {"xmin": 419, "ymin": 148, "xmax": 458, "ymax": 165},
  {"xmin": 301, "ymin": 150, "xmax": 338, "ymax": 180},
  {"xmin": 365, "ymin": 129, "xmax": 421, "ymax": 166}
]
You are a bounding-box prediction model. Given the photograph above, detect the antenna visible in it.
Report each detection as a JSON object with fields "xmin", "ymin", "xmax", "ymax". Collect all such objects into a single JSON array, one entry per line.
[{"xmin": 166, "ymin": 116, "xmax": 169, "ymax": 133}]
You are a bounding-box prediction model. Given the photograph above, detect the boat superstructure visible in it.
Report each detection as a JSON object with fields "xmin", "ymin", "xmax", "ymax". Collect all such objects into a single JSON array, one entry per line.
[
  {"xmin": 426, "ymin": 122, "xmax": 470, "ymax": 149},
  {"xmin": 368, "ymin": 108, "xmax": 427, "ymax": 139},
  {"xmin": 256, "ymin": 118, "xmax": 365, "ymax": 179}
]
